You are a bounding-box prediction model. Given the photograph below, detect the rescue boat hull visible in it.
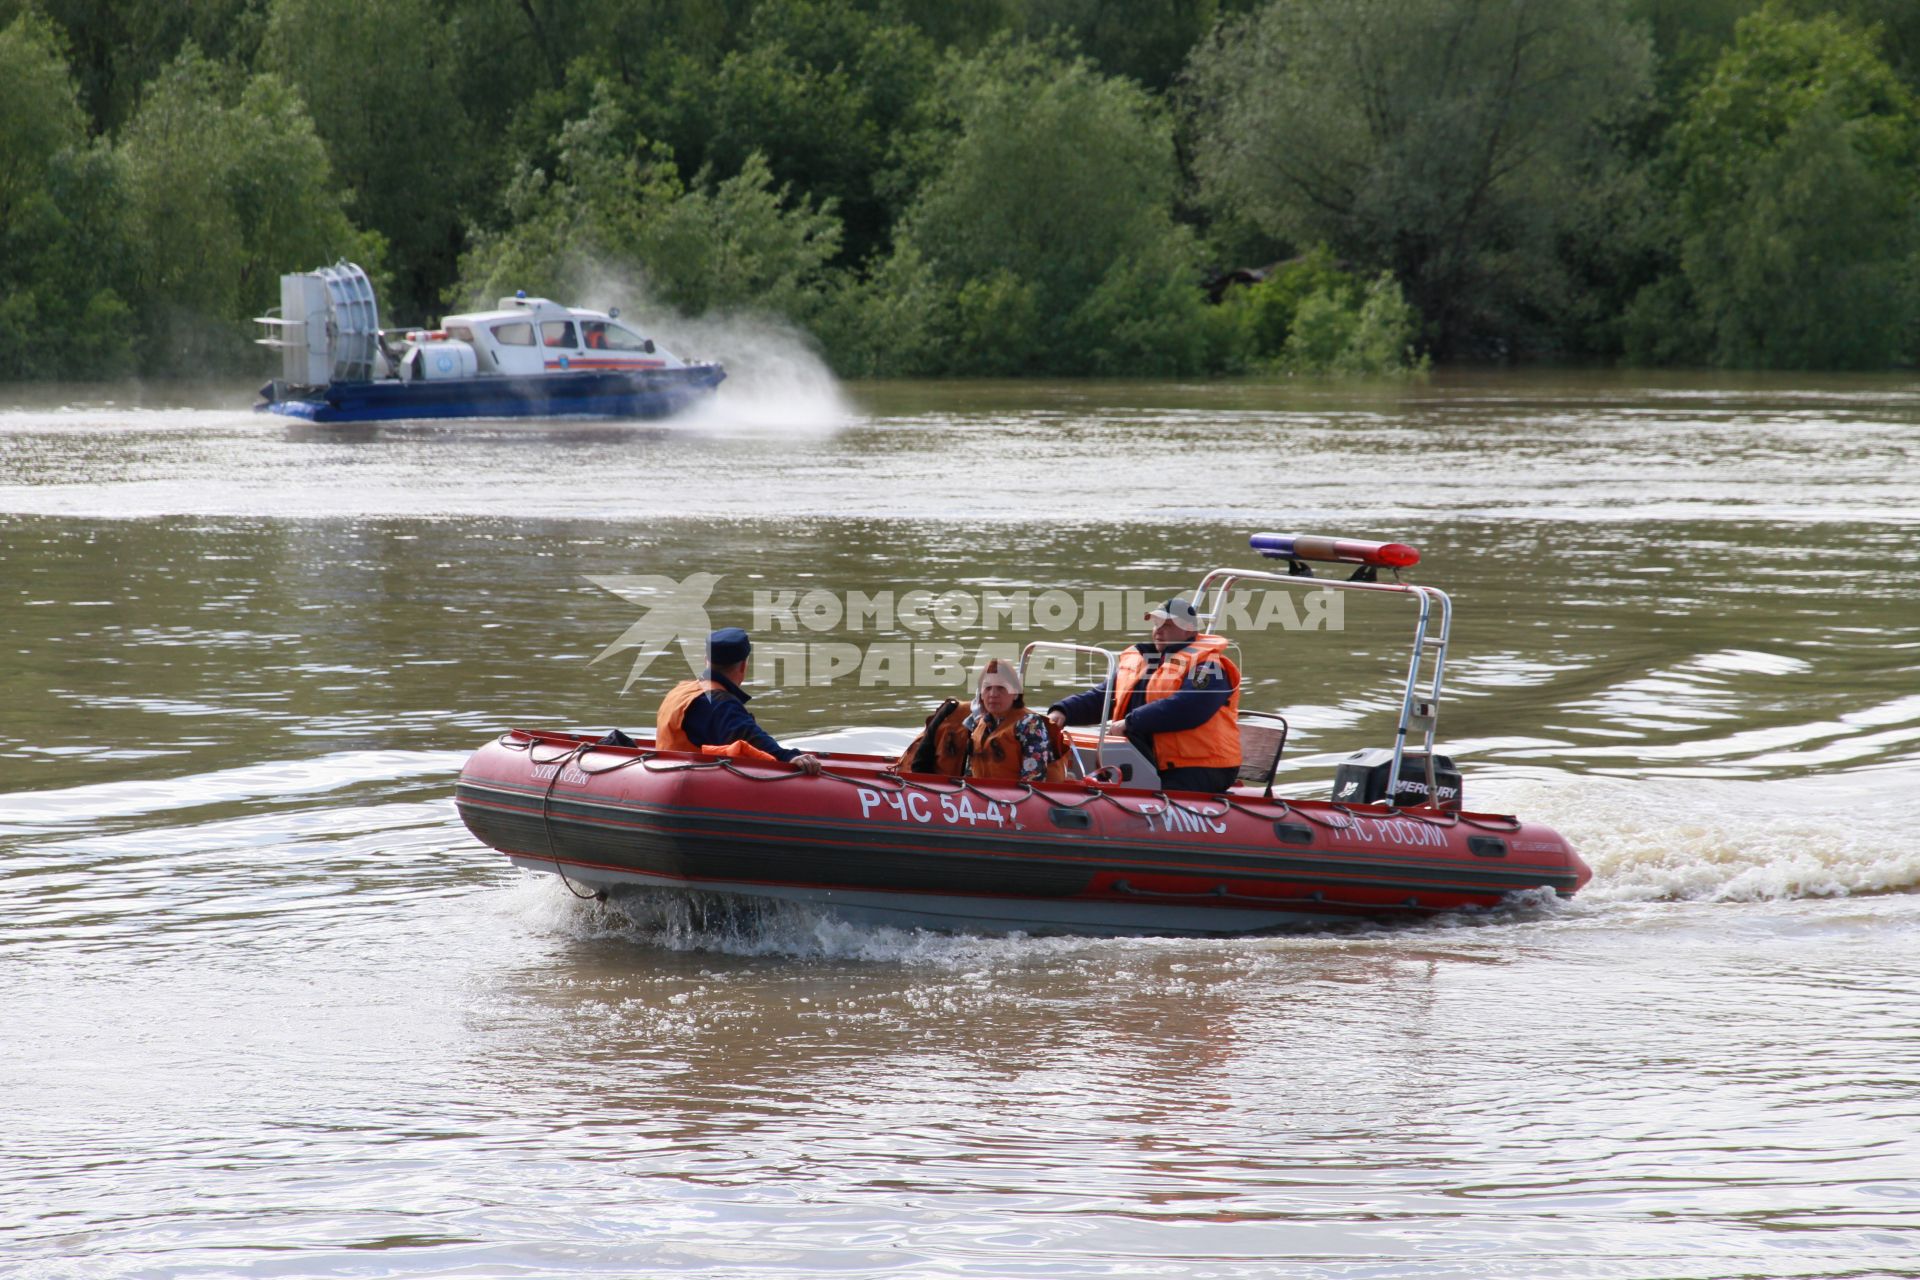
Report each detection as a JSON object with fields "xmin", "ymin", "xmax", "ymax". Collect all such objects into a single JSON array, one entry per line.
[
  {"xmin": 456, "ymin": 730, "xmax": 1591, "ymax": 938},
  {"xmin": 257, "ymin": 364, "xmax": 725, "ymax": 423}
]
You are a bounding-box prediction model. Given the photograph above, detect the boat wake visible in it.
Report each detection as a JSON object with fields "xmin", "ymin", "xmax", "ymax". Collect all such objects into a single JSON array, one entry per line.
[
  {"xmin": 0, "ymin": 749, "xmax": 469, "ymax": 835},
  {"xmin": 504, "ymin": 878, "xmax": 1115, "ymax": 964},
  {"xmin": 503, "ymin": 875, "xmax": 1601, "ymax": 959},
  {"xmin": 486, "ymin": 752, "xmax": 1920, "ymax": 957},
  {"xmin": 1471, "ymin": 766, "xmax": 1920, "ymax": 904},
  {"xmin": 0, "ymin": 403, "xmax": 256, "ymax": 432}
]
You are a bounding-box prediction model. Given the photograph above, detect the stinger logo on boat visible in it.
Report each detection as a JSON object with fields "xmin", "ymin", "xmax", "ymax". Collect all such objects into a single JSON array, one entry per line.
[{"xmin": 585, "ymin": 573, "xmax": 722, "ymax": 691}]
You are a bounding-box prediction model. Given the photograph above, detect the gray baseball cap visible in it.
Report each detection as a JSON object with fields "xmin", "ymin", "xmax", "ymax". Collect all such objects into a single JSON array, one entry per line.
[{"xmin": 1145, "ymin": 597, "xmax": 1200, "ymax": 631}]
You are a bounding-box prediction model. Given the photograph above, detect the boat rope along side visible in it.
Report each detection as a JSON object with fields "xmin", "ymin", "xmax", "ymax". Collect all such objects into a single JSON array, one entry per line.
[{"xmin": 454, "ymin": 535, "xmax": 1582, "ymax": 936}]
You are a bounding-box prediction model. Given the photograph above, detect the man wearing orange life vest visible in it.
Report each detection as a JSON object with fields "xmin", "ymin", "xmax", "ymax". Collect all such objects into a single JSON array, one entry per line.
[
  {"xmin": 1046, "ymin": 598, "xmax": 1241, "ymax": 793},
  {"xmin": 655, "ymin": 627, "xmax": 822, "ymax": 775}
]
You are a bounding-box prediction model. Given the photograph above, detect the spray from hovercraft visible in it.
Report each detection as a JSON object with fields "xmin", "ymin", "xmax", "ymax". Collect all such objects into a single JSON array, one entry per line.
[{"xmin": 573, "ymin": 264, "xmax": 851, "ymax": 434}]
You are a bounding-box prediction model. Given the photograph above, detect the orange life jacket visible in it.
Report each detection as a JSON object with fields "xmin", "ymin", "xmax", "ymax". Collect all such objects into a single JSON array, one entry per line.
[
  {"xmin": 655, "ymin": 679, "xmax": 781, "ymax": 765},
  {"xmin": 1111, "ymin": 634, "xmax": 1241, "ymax": 771},
  {"xmin": 967, "ymin": 710, "xmax": 1070, "ymax": 782},
  {"xmin": 895, "ymin": 698, "xmax": 973, "ymax": 776}
]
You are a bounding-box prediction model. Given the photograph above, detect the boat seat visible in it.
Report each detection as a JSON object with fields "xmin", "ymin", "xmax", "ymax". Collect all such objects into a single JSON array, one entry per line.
[{"xmin": 1235, "ymin": 712, "xmax": 1290, "ymax": 797}]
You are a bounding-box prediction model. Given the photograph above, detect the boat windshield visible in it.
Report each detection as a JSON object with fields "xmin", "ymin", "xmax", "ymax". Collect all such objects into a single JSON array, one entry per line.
[{"xmin": 581, "ymin": 321, "xmax": 652, "ymax": 352}]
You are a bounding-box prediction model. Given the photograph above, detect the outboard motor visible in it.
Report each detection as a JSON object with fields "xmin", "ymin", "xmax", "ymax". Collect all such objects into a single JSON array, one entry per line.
[{"xmin": 1332, "ymin": 748, "xmax": 1461, "ymax": 810}]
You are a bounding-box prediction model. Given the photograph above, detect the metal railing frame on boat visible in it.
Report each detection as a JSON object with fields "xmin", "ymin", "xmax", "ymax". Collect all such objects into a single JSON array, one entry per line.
[
  {"xmin": 1186, "ymin": 567, "xmax": 1453, "ymax": 807},
  {"xmin": 1017, "ymin": 640, "xmax": 1119, "ymax": 775}
]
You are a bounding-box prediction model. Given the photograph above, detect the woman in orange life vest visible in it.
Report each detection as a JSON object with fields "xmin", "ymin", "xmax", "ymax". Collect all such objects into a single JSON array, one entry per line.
[
  {"xmin": 962, "ymin": 659, "xmax": 1069, "ymax": 783},
  {"xmin": 1046, "ymin": 597, "xmax": 1241, "ymax": 793},
  {"xmin": 655, "ymin": 627, "xmax": 823, "ymax": 774}
]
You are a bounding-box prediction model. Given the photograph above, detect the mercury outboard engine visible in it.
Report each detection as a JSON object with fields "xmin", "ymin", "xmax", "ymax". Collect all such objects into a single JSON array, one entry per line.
[{"xmin": 1332, "ymin": 748, "xmax": 1461, "ymax": 810}]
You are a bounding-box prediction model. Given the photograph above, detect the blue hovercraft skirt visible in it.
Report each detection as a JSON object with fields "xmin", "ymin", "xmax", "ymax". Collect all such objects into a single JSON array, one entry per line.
[{"xmin": 258, "ymin": 365, "xmax": 726, "ymax": 423}]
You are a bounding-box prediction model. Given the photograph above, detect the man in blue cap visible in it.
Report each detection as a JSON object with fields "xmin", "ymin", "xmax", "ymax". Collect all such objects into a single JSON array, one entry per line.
[{"xmin": 655, "ymin": 628, "xmax": 823, "ymax": 774}]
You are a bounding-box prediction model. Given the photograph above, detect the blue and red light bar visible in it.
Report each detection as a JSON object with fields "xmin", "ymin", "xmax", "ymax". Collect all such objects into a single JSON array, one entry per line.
[{"xmin": 1250, "ymin": 533, "xmax": 1420, "ymax": 568}]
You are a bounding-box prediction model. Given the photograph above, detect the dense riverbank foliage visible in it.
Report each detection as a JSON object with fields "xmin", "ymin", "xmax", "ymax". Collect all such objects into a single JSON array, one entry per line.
[{"xmin": 3, "ymin": 0, "xmax": 1918, "ymax": 379}]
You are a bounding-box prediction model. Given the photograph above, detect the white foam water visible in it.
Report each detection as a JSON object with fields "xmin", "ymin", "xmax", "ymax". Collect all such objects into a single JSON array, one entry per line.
[
  {"xmin": 571, "ymin": 268, "xmax": 854, "ymax": 434},
  {"xmin": 494, "ymin": 763, "xmax": 1920, "ymax": 960},
  {"xmin": 671, "ymin": 313, "xmax": 854, "ymax": 435},
  {"xmin": 500, "ymin": 875, "xmax": 1134, "ymax": 965},
  {"xmin": 0, "ymin": 750, "xmax": 470, "ymax": 833},
  {"xmin": 1473, "ymin": 766, "xmax": 1920, "ymax": 904}
]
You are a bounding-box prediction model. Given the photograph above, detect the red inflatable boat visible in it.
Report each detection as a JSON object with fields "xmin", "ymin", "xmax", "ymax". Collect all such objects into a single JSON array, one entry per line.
[{"xmin": 455, "ymin": 537, "xmax": 1591, "ymax": 936}]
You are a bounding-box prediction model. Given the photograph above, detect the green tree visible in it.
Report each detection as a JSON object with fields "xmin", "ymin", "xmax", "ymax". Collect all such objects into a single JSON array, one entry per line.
[
  {"xmin": 882, "ymin": 0, "xmax": 1020, "ymax": 52},
  {"xmin": 451, "ymin": 0, "xmax": 745, "ymax": 93},
  {"xmin": 117, "ymin": 44, "xmax": 375, "ymax": 371},
  {"xmin": 262, "ymin": 0, "xmax": 475, "ymax": 321},
  {"xmin": 461, "ymin": 0, "xmax": 740, "ymax": 168},
  {"xmin": 1282, "ymin": 271, "xmax": 1426, "ymax": 375},
  {"xmin": 876, "ymin": 38, "xmax": 1211, "ymax": 374},
  {"xmin": 1634, "ymin": 4, "xmax": 1920, "ymax": 368},
  {"xmin": 1016, "ymin": 0, "xmax": 1232, "ymax": 91},
  {"xmin": 1627, "ymin": 0, "xmax": 1755, "ymax": 107},
  {"xmin": 1210, "ymin": 249, "xmax": 1426, "ymax": 374},
  {"xmin": 454, "ymin": 84, "xmax": 843, "ymax": 323},
  {"xmin": 0, "ymin": 10, "xmax": 85, "ymax": 229},
  {"xmin": 807, "ymin": 242, "xmax": 951, "ymax": 376},
  {"xmin": 453, "ymin": 89, "xmax": 677, "ymax": 306},
  {"xmin": 15, "ymin": 0, "xmax": 263, "ymax": 135},
  {"xmin": 618, "ymin": 1, "xmax": 936, "ymax": 268},
  {"xmin": 1784, "ymin": 0, "xmax": 1920, "ymax": 90},
  {"xmin": 1212, "ymin": 247, "xmax": 1353, "ymax": 363},
  {"xmin": 1187, "ymin": 0, "xmax": 1654, "ymax": 356},
  {"xmin": 0, "ymin": 12, "xmax": 135, "ymax": 378}
]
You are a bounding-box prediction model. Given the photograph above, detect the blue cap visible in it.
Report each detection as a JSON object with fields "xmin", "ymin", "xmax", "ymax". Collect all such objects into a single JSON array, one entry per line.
[{"xmin": 708, "ymin": 627, "xmax": 752, "ymax": 667}]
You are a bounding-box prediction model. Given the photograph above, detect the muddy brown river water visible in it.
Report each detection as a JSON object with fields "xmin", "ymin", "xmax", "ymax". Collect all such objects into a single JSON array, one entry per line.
[{"xmin": 2, "ymin": 368, "xmax": 1917, "ymax": 1278}]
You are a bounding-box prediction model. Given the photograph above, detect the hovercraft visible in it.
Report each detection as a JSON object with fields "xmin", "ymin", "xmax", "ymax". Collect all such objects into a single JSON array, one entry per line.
[
  {"xmin": 253, "ymin": 262, "xmax": 724, "ymax": 423},
  {"xmin": 454, "ymin": 537, "xmax": 1590, "ymax": 936}
]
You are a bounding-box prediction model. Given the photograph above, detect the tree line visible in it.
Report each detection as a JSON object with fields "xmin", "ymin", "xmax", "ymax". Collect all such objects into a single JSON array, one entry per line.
[{"xmin": 3, "ymin": 0, "xmax": 1918, "ymax": 381}]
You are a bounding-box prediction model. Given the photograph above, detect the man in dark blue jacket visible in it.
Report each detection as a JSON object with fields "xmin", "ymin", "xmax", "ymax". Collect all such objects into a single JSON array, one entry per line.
[
  {"xmin": 655, "ymin": 628, "xmax": 822, "ymax": 774},
  {"xmin": 1046, "ymin": 598, "xmax": 1241, "ymax": 792}
]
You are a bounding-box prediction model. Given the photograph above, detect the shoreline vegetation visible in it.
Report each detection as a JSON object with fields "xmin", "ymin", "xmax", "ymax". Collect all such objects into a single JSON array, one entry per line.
[{"xmin": 3, "ymin": 0, "xmax": 1918, "ymax": 383}]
